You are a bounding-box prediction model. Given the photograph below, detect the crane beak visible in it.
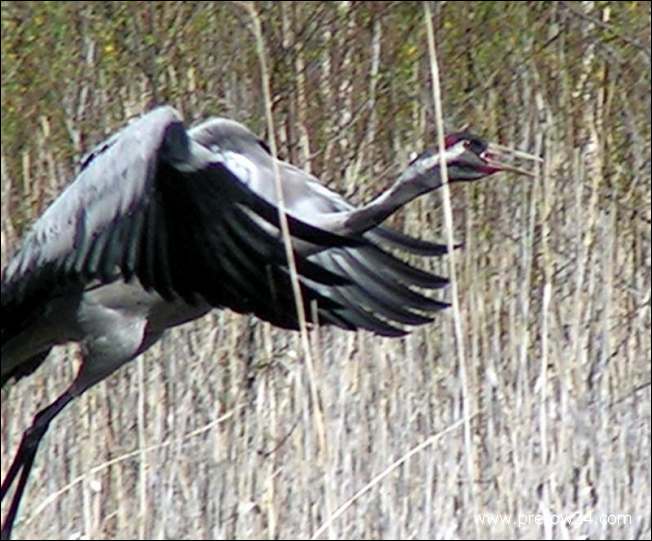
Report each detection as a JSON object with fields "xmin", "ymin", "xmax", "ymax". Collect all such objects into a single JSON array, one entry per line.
[{"xmin": 482, "ymin": 142, "xmax": 541, "ymax": 177}]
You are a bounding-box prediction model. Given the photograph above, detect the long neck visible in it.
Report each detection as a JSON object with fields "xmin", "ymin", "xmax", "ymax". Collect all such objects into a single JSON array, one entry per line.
[
  {"xmin": 339, "ymin": 153, "xmax": 445, "ymax": 234},
  {"xmin": 305, "ymin": 150, "xmax": 452, "ymax": 239}
]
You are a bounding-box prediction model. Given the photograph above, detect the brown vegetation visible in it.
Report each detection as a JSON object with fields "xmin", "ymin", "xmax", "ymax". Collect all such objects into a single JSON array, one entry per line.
[{"xmin": 1, "ymin": 2, "xmax": 650, "ymax": 539}]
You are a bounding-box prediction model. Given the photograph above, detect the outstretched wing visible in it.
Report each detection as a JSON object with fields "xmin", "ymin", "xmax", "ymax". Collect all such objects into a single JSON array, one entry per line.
[
  {"xmin": 3, "ymin": 107, "xmax": 456, "ymax": 348},
  {"xmin": 1, "ymin": 107, "xmax": 360, "ymax": 345},
  {"xmin": 189, "ymin": 117, "xmax": 453, "ymax": 336}
]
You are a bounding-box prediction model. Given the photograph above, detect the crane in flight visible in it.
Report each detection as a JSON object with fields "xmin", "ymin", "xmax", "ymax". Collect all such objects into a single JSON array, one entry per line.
[{"xmin": 0, "ymin": 106, "xmax": 535, "ymax": 538}]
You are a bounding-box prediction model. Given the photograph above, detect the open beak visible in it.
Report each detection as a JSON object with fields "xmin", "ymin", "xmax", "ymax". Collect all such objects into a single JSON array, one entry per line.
[{"xmin": 482, "ymin": 142, "xmax": 541, "ymax": 177}]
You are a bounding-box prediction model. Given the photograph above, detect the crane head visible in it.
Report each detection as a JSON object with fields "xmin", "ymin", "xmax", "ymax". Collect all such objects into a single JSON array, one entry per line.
[{"xmin": 440, "ymin": 132, "xmax": 537, "ymax": 181}]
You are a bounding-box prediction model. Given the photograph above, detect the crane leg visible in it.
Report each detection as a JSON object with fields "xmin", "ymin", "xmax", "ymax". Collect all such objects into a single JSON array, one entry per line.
[{"xmin": 1, "ymin": 390, "xmax": 75, "ymax": 540}]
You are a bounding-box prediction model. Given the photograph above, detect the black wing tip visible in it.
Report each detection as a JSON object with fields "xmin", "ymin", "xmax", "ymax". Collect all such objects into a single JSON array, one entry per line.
[{"xmin": 370, "ymin": 227, "xmax": 447, "ymax": 256}]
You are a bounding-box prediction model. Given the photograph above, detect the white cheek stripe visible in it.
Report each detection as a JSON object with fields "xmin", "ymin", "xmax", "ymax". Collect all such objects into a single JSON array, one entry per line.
[{"xmin": 420, "ymin": 142, "xmax": 466, "ymax": 170}]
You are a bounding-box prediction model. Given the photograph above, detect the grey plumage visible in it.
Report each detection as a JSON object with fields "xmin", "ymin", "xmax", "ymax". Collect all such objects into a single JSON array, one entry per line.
[
  {"xmin": 1, "ymin": 105, "xmax": 460, "ymax": 386},
  {"xmin": 0, "ymin": 106, "xmax": 530, "ymax": 539}
]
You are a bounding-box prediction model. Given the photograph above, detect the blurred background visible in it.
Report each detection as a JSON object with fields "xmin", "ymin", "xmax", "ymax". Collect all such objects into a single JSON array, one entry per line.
[{"xmin": 1, "ymin": 1, "xmax": 650, "ymax": 539}]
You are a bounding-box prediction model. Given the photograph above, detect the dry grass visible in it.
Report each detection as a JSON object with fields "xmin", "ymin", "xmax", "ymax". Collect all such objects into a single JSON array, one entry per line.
[{"xmin": 1, "ymin": 2, "xmax": 650, "ymax": 539}]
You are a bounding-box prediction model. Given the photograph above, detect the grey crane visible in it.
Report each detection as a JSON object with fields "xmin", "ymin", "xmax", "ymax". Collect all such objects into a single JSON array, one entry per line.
[{"xmin": 0, "ymin": 106, "xmax": 532, "ymax": 538}]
